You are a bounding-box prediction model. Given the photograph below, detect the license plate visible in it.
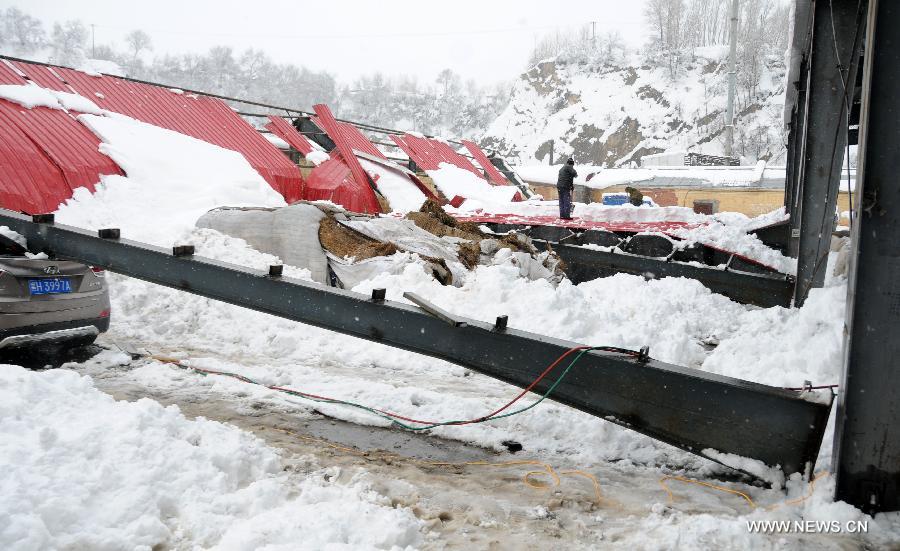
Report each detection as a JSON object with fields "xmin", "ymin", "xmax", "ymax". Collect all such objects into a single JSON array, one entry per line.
[{"xmin": 28, "ymin": 278, "xmax": 73, "ymax": 295}]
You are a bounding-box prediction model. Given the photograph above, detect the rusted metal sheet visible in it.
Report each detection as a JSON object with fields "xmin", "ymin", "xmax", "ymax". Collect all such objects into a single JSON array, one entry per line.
[
  {"xmin": 265, "ymin": 116, "xmax": 314, "ymax": 155},
  {"xmin": 461, "ymin": 140, "xmax": 510, "ymax": 185}
]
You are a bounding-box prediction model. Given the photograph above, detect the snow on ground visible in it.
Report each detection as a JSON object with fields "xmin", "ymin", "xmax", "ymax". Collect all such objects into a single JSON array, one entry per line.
[
  {"xmin": 0, "ymin": 365, "xmax": 423, "ymax": 550},
  {"xmin": 65, "ymin": 249, "xmax": 899, "ymax": 548}
]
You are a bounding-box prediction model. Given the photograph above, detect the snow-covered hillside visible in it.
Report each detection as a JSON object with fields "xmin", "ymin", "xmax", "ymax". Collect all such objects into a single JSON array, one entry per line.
[{"xmin": 482, "ymin": 46, "xmax": 787, "ymax": 167}]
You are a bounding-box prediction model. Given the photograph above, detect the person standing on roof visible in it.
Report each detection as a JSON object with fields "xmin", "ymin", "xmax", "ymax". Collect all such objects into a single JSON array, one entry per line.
[
  {"xmin": 557, "ymin": 158, "xmax": 577, "ymax": 220},
  {"xmin": 624, "ymin": 186, "xmax": 644, "ymax": 207}
]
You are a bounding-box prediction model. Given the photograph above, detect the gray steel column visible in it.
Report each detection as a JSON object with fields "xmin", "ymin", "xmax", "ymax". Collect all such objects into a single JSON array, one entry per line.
[
  {"xmin": 833, "ymin": 0, "xmax": 900, "ymax": 514},
  {"xmin": 784, "ymin": 0, "xmax": 813, "ymax": 228},
  {"xmin": 793, "ymin": 0, "xmax": 866, "ymax": 305}
]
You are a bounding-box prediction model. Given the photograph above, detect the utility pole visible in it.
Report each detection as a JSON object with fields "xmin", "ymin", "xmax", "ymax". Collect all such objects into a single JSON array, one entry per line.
[
  {"xmin": 725, "ymin": 0, "xmax": 738, "ymax": 159},
  {"xmin": 91, "ymin": 24, "xmax": 96, "ymax": 58},
  {"xmin": 591, "ymin": 21, "xmax": 597, "ymax": 44}
]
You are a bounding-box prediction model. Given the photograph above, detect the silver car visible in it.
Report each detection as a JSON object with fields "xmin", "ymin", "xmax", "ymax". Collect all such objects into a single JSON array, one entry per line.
[{"xmin": 0, "ymin": 239, "xmax": 110, "ymax": 351}]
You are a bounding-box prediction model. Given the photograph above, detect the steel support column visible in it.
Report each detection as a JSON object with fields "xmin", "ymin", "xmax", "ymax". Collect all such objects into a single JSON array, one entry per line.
[
  {"xmin": 0, "ymin": 209, "xmax": 831, "ymax": 479},
  {"xmin": 784, "ymin": 0, "xmax": 813, "ymax": 228},
  {"xmin": 833, "ymin": 0, "xmax": 900, "ymax": 514},
  {"xmin": 793, "ymin": 0, "xmax": 866, "ymax": 306}
]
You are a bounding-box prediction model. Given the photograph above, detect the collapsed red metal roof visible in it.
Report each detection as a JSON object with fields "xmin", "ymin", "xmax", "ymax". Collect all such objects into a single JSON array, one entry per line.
[
  {"xmin": 0, "ymin": 59, "xmax": 304, "ymax": 205},
  {"xmin": 265, "ymin": 116, "xmax": 314, "ymax": 155},
  {"xmin": 462, "ymin": 140, "xmax": 510, "ymax": 185},
  {"xmin": 0, "ymin": 61, "xmax": 123, "ymax": 212}
]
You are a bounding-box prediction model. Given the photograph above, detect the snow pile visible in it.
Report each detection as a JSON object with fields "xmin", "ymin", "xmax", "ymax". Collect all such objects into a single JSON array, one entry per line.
[
  {"xmin": 0, "ymin": 226, "xmax": 26, "ymax": 248},
  {"xmin": 76, "ymin": 58, "xmax": 124, "ymax": 77},
  {"xmin": 669, "ymin": 215, "xmax": 797, "ymax": 273},
  {"xmin": 55, "ymin": 113, "xmax": 286, "ymax": 245},
  {"xmin": 263, "ymin": 132, "xmax": 290, "ymax": 149},
  {"xmin": 0, "ymin": 84, "xmax": 104, "ymax": 114},
  {"xmin": 305, "ymin": 149, "xmax": 331, "ymax": 166},
  {"xmin": 0, "ymin": 84, "xmax": 63, "ymax": 110},
  {"xmin": 428, "ymin": 163, "xmax": 520, "ymax": 205},
  {"xmin": 0, "ymin": 365, "xmax": 423, "ymax": 550},
  {"xmin": 360, "ymin": 158, "xmax": 428, "ymax": 212}
]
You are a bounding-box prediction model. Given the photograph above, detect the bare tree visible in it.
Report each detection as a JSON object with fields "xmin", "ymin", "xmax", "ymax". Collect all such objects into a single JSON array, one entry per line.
[
  {"xmin": 50, "ymin": 20, "xmax": 88, "ymax": 66},
  {"xmin": 125, "ymin": 29, "xmax": 153, "ymax": 64},
  {"xmin": 2, "ymin": 7, "xmax": 45, "ymax": 53}
]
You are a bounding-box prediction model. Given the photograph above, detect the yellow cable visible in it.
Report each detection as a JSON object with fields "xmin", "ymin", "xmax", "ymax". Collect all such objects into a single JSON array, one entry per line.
[
  {"xmin": 765, "ymin": 472, "xmax": 830, "ymax": 511},
  {"xmin": 659, "ymin": 475, "xmax": 758, "ymax": 509},
  {"xmin": 561, "ymin": 470, "xmax": 604, "ymax": 504}
]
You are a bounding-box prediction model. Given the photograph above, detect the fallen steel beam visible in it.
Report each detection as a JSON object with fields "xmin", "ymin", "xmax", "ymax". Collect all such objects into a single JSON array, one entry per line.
[
  {"xmin": 540, "ymin": 240, "xmax": 795, "ymax": 308},
  {"xmin": 0, "ymin": 209, "xmax": 830, "ymax": 479}
]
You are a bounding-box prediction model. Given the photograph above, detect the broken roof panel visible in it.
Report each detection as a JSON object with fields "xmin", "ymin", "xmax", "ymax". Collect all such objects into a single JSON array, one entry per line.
[
  {"xmin": 265, "ymin": 116, "xmax": 314, "ymax": 155},
  {"xmin": 310, "ymin": 115, "xmax": 386, "ymax": 159},
  {"xmin": 305, "ymin": 156, "xmax": 382, "ymax": 214},
  {"xmin": 462, "ymin": 140, "xmax": 510, "ymax": 185}
]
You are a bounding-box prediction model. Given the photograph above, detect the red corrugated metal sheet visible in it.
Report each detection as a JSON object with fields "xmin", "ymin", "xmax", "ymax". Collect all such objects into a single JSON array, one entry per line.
[
  {"xmin": 0, "ymin": 107, "xmax": 70, "ymax": 213},
  {"xmin": 10, "ymin": 60, "xmax": 303, "ymax": 202},
  {"xmin": 428, "ymin": 139, "xmax": 483, "ymax": 177},
  {"xmin": 0, "ymin": 100, "xmax": 121, "ymax": 195},
  {"xmin": 0, "ymin": 61, "xmax": 27, "ymax": 85},
  {"xmin": 310, "ymin": 116, "xmax": 385, "ymax": 159},
  {"xmin": 394, "ymin": 134, "xmax": 441, "ymax": 170},
  {"xmin": 312, "ymin": 104, "xmax": 382, "ymax": 213},
  {"xmin": 394, "ymin": 134, "xmax": 483, "ymax": 178},
  {"xmin": 265, "ymin": 116, "xmax": 314, "ymax": 155},
  {"xmin": 10, "ymin": 62, "xmax": 70, "ymax": 92},
  {"xmin": 461, "ymin": 140, "xmax": 510, "ymax": 185},
  {"xmin": 305, "ymin": 157, "xmax": 381, "ymax": 214},
  {"xmin": 388, "ymin": 135, "xmax": 434, "ymax": 169}
]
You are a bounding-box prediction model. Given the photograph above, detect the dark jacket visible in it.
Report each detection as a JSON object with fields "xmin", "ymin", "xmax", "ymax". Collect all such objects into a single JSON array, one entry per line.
[{"xmin": 557, "ymin": 164, "xmax": 577, "ymax": 190}]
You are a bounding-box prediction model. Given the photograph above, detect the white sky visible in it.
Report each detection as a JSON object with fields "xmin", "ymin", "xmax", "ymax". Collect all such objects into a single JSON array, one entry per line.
[{"xmin": 6, "ymin": 0, "xmax": 649, "ymax": 84}]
